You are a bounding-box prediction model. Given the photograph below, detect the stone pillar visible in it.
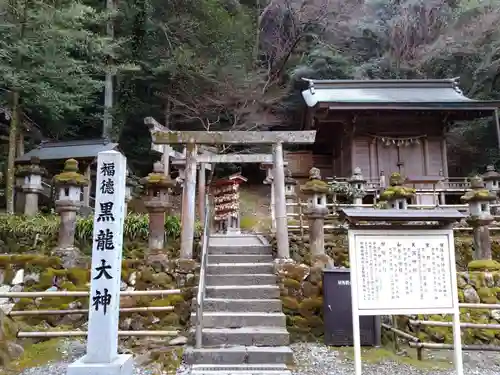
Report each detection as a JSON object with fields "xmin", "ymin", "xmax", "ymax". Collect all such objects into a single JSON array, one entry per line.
[
  {"xmin": 261, "ymin": 163, "xmax": 276, "ymax": 232},
  {"xmin": 379, "ymin": 172, "xmax": 415, "ymax": 209},
  {"xmin": 20, "ymin": 157, "xmax": 46, "ymax": 216},
  {"xmin": 273, "ymin": 142, "xmax": 290, "ymax": 258},
  {"xmin": 300, "ymin": 167, "xmax": 329, "ymax": 257},
  {"xmin": 198, "ymin": 163, "xmax": 206, "ymax": 222},
  {"xmin": 461, "ymin": 176, "xmax": 496, "ymax": 260},
  {"xmin": 53, "ymin": 159, "xmax": 88, "ymax": 267},
  {"xmin": 141, "ymin": 162, "xmax": 174, "ymax": 253},
  {"xmin": 180, "ymin": 144, "xmax": 197, "ymax": 259},
  {"xmin": 284, "ymin": 168, "xmax": 297, "ymax": 215},
  {"xmin": 482, "ymin": 165, "xmax": 500, "ymax": 214},
  {"xmin": 348, "ymin": 167, "xmax": 366, "ymax": 208}
]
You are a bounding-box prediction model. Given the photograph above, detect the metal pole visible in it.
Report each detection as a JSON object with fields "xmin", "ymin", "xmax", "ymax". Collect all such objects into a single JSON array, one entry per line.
[
  {"xmin": 18, "ymin": 330, "xmax": 179, "ymax": 338},
  {"xmin": 9, "ymin": 306, "xmax": 174, "ymax": 316}
]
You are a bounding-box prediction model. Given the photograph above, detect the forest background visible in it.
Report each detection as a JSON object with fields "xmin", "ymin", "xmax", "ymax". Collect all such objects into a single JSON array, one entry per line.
[{"xmin": 0, "ymin": 0, "xmax": 499, "ymax": 187}]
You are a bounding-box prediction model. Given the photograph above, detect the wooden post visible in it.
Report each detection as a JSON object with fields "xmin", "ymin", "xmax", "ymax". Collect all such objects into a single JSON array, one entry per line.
[
  {"xmin": 495, "ymin": 109, "xmax": 500, "ymax": 152},
  {"xmin": 180, "ymin": 144, "xmax": 197, "ymax": 259},
  {"xmin": 273, "ymin": 142, "xmax": 290, "ymax": 258}
]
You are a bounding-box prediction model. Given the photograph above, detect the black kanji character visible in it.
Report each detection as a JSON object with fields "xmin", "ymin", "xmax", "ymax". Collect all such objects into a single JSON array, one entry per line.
[
  {"xmin": 97, "ymin": 202, "xmax": 114, "ymax": 222},
  {"xmin": 94, "ymin": 259, "xmax": 113, "ymax": 280},
  {"xmin": 100, "ymin": 178, "xmax": 115, "ymax": 194},
  {"xmin": 95, "ymin": 229, "xmax": 114, "ymax": 250},
  {"xmin": 101, "ymin": 162, "xmax": 115, "ymax": 176},
  {"xmin": 92, "ymin": 288, "xmax": 112, "ymax": 315}
]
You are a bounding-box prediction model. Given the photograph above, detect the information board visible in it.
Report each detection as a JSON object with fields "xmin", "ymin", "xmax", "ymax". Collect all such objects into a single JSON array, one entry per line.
[{"xmin": 352, "ymin": 233, "xmax": 455, "ymax": 313}]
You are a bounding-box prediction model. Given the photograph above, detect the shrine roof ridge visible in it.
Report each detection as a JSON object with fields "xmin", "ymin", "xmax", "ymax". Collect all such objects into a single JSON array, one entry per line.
[
  {"xmin": 301, "ymin": 77, "xmax": 500, "ymax": 111},
  {"xmin": 340, "ymin": 208, "xmax": 464, "ymax": 223}
]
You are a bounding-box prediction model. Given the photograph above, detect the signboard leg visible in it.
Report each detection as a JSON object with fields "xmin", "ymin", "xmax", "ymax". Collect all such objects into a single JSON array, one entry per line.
[
  {"xmin": 352, "ymin": 312, "xmax": 362, "ymax": 375},
  {"xmin": 67, "ymin": 150, "xmax": 134, "ymax": 375},
  {"xmin": 452, "ymin": 311, "xmax": 464, "ymax": 375}
]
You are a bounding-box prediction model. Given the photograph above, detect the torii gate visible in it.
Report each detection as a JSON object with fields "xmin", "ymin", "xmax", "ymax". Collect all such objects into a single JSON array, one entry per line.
[{"xmin": 146, "ymin": 117, "xmax": 316, "ymax": 259}]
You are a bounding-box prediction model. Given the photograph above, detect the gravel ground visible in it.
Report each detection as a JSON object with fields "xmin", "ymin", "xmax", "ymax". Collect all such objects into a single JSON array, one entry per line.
[
  {"xmin": 8, "ymin": 340, "xmax": 500, "ymax": 375},
  {"xmin": 291, "ymin": 343, "xmax": 500, "ymax": 375}
]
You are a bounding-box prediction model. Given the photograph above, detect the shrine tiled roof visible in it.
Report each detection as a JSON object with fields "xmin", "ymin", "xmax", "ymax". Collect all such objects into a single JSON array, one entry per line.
[
  {"xmin": 301, "ymin": 78, "xmax": 500, "ymax": 110},
  {"xmin": 16, "ymin": 139, "xmax": 119, "ymax": 162}
]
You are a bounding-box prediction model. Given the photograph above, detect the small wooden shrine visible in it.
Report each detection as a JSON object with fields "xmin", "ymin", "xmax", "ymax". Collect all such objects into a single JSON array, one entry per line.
[{"xmin": 211, "ymin": 173, "xmax": 247, "ymax": 234}]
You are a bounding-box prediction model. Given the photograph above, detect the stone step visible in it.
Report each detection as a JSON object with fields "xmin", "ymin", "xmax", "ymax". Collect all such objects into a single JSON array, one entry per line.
[
  {"xmin": 191, "ymin": 312, "xmax": 286, "ymax": 328},
  {"xmin": 207, "ymin": 263, "xmax": 274, "ymax": 275},
  {"xmin": 184, "ymin": 346, "xmax": 293, "ymax": 365},
  {"xmin": 193, "ymin": 327, "xmax": 290, "ymax": 347},
  {"xmin": 207, "ymin": 274, "xmax": 277, "ymax": 286},
  {"xmin": 202, "ymin": 298, "xmax": 283, "ymax": 313},
  {"xmin": 190, "ymin": 364, "xmax": 291, "ymax": 375},
  {"xmin": 206, "ymin": 285, "xmax": 280, "ymax": 299},
  {"xmin": 208, "ymin": 254, "xmax": 273, "ymax": 264},
  {"xmin": 208, "ymin": 245, "xmax": 272, "ymax": 255}
]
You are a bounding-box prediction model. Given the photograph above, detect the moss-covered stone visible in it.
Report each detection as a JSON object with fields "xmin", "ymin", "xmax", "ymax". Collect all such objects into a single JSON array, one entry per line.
[
  {"xmin": 468, "ymin": 259, "xmax": 500, "ymax": 271},
  {"xmin": 53, "ymin": 159, "xmax": 88, "ymax": 186}
]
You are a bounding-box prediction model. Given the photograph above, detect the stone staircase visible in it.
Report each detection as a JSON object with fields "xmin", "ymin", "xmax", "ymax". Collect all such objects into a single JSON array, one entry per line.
[{"xmin": 185, "ymin": 235, "xmax": 292, "ymax": 375}]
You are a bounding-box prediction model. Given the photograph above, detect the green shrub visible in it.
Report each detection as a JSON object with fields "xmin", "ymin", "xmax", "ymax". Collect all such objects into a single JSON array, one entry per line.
[{"xmin": 0, "ymin": 213, "xmax": 194, "ymax": 252}]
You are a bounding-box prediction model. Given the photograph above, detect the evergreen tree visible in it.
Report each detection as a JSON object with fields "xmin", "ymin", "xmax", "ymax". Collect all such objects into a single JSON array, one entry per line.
[{"xmin": 0, "ymin": 0, "xmax": 108, "ymax": 212}]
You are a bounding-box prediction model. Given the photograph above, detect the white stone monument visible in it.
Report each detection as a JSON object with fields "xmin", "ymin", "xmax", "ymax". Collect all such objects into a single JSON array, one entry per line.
[
  {"xmin": 340, "ymin": 208, "xmax": 464, "ymax": 375},
  {"xmin": 67, "ymin": 150, "xmax": 134, "ymax": 375}
]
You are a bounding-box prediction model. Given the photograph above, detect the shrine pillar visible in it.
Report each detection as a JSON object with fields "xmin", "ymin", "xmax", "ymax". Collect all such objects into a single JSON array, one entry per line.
[
  {"xmin": 141, "ymin": 162, "xmax": 174, "ymax": 254},
  {"xmin": 379, "ymin": 172, "xmax": 415, "ymax": 209},
  {"xmin": 348, "ymin": 167, "xmax": 366, "ymax": 208},
  {"xmin": 53, "ymin": 159, "xmax": 88, "ymax": 267},
  {"xmin": 461, "ymin": 176, "xmax": 496, "ymax": 260},
  {"xmin": 301, "ymin": 168, "xmax": 329, "ymax": 257},
  {"xmin": 273, "ymin": 142, "xmax": 290, "ymax": 258}
]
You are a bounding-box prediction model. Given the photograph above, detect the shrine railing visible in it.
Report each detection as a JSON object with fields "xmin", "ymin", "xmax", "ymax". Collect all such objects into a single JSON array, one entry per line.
[
  {"xmin": 384, "ymin": 302, "xmax": 500, "ymax": 360},
  {"xmin": 0, "ymin": 289, "xmax": 181, "ymax": 338},
  {"xmin": 195, "ymin": 194, "xmax": 211, "ymax": 349},
  {"xmin": 286, "ymin": 201, "xmax": 500, "ymax": 234}
]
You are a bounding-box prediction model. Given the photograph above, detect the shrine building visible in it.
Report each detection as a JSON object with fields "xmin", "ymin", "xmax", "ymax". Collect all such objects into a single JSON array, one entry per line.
[{"xmin": 285, "ymin": 78, "xmax": 500, "ymax": 203}]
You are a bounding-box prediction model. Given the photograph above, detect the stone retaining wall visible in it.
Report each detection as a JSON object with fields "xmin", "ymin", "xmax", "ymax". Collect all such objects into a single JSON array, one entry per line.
[
  {"xmin": 275, "ymin": 261, "xmax": 500, "ymax": 345},
  {"xmin": 0, "ymin": 254, "xmax": 198, "ymax": 371}
]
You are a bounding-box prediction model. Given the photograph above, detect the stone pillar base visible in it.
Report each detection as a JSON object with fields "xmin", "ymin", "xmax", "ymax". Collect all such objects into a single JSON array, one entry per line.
[
  {"xmin": 67, "ymin": 354, "xmax": 134, "ymax": 375},
  {"xmin": 52, "ymin": 246, "xmax": 83, "ymax": 269}
]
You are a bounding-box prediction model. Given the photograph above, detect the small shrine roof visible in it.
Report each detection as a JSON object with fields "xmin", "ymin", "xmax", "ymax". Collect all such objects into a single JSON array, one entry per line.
[
  {"xmin": 301, "ymin": 78, "xmax": 500, "ymax": 112},
  {"xmin": 16, "ymin": 139, "xmax": 119, "ymax": 162}
]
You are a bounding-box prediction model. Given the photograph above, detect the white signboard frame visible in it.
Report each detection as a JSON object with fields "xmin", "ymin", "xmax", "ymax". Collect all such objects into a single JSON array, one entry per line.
[{"xmin": 348, "ymin": 229, "xmax": 463, "ymax": 375}]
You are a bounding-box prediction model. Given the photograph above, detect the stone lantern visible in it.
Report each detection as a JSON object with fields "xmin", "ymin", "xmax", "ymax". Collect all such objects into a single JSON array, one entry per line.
[
  {"xmin": 125, "ymin": 174, "xmax": 138, "ymax": 214},
  {"xmin": 482, "ymin": 165, "xmax": 500, "ymax": 205},
  {"xmin": 300, "ymin": 167, "xmax": 330, "ymax": 257},
  {"xmin": 53, "ymin": 159, "xmax": 88, "ymax": 267},
  {"xmin": 140, "ymin": 161, "xmax": 175, "ymax": 253},
  {"xmin": 284, "ymin": 168, "xmax": 297, "ymax": 215},
  {"xmin": 461, "ymin": 176, "xmax": 496, "ymax": 260},
  {"xmin": 348, "ymin": 167, "xmax": 366, "ymax": 208},
  {"xmin": 17, "ymin": 157, "xmax": 46, "ymax": 216},
  {"xmin": 379, "ymin": 172, "xmax": 415, "ymax": 209}
]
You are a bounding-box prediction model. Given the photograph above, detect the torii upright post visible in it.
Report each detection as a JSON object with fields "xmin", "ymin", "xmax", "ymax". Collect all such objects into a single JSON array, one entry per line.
[{"xmin": 146, "ymin": 117, "xmax": 316, "ymax": 260}]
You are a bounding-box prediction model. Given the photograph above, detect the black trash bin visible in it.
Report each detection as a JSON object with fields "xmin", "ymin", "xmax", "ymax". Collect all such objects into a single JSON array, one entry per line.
[{"xmin": 323, "ymin": 268, "xmax": 381, "ymax": 346}]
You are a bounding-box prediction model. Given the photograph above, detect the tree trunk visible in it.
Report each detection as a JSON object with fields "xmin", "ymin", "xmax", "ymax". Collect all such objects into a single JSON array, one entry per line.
[{"xmin": 6, "ymin": 91, "xmax": 19, "ymax": 214}]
